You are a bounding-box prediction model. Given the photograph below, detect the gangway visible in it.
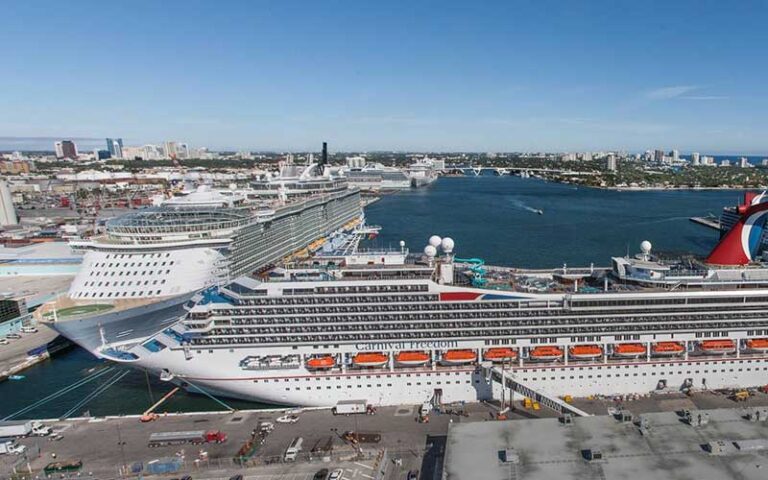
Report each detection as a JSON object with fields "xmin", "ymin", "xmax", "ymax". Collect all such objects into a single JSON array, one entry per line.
[{"xmin": 483, "ymin": 364, "xmax": 591, "ymax": 417}]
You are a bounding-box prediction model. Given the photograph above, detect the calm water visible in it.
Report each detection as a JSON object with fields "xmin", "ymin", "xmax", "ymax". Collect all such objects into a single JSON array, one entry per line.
[{"xmin": 0, "ymin": 177, "xmax": 744, "ymax": 419}]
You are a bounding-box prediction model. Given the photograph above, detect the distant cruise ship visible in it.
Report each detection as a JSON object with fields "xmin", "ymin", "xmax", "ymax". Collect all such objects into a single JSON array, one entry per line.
[
  {"xmin": 48, "ymin": 162, "xmax": 363, "ymax": 349},
  {"xmin": 57, "ymin": 191, "xmax": 768, "ymax": 407}
]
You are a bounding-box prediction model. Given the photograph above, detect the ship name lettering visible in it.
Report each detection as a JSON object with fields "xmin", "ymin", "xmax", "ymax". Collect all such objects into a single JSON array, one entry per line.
[{"xmin": 355, "ymin": 340, "xmax": 459, "ymax": 351}]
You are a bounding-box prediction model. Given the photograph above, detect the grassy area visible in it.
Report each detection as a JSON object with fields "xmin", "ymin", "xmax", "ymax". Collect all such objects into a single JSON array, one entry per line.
[{"xmin": 56, "ymin": 304, "xmax": 114, "ymax": 318}]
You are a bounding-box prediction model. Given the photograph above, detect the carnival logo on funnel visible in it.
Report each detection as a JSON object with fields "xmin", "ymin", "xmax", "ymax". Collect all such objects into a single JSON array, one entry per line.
[{"xmin": 707, "ymin": 192, "xmax": 768, "ymax": 265}]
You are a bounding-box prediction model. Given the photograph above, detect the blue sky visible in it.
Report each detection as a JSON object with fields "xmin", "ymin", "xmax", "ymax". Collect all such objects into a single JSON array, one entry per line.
[{"xmin": 2, "ymin": 0, "xmax": 768, "ymax": 153}]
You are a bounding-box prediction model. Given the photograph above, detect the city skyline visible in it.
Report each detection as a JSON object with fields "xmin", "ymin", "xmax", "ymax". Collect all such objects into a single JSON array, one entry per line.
[{"xmin": 2, "ymin": 1, "xmax": 768, "ymax": 153}]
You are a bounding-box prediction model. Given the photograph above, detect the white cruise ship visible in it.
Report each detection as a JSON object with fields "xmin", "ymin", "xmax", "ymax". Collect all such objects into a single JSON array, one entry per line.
[
  {"xmin": 47, "ymin": 163, "xmax": 363, "ymax": 349},
  {"xmin": 60, "ymin": 190, "xmax": 768, "ymax": 407}
]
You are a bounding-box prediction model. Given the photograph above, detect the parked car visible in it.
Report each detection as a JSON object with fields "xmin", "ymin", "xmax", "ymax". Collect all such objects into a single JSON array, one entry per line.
[
  {"xmin": 228, "ymin": 475, "xmax": 242, "ymax": 480},
  {"xmin": 276, "ymin": 414, "xmax": 299, "ymax": 424},
  {"xmin": 407, "ymin": 470, "xmax": 419, "ymax": 480},
  {"xmin": 5, "ymin": 333, "xmax": 21, "ymax": 339},
  {"xmin": 0, "ymin": 338, "xmax": 8, "ymax": 345},
  {"xmin": 20, "ymin": 327, "xmax": 38, "ymax": 334},
  {"xmin": 329, "ymin": 469, "xmax": 343, "ymax": 480},
  {"xmin": 313, "ymin": 469, "xmax": 329, "ymax": 480}
]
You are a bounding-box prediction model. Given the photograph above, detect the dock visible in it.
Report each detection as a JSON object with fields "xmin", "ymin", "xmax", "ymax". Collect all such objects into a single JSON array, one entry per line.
[
  {"xmin": 690, "ymin": 216, "xmax": 722, "ymax": 231},
  {"xmin": 5, "ymin": 389, "xmax": 768, "ymax": 479}
]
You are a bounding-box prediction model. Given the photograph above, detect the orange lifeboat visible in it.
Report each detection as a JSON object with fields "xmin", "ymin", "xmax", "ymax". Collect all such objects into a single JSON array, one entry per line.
[
  {"xmin": 306, "ymin": 355, "xmax": 335, "ymax": 370},
  {"xmin": 441, "ymin": 350, "xmax": 478, "ymax": 365},
  {"xmin": 746, "ymin": 338, "xmax": 768, "ymax": 352},
  {"xmin": 395, "ymin": 351, "xmax": 430, "ymax": 366},
  {"xmin": 529, "ymin": 346, "xmax": 564, "ymax": 362},
  {"xmin": 569, "ymin": 345, "xmax": 603, "ymax": 360},
  {"xmin": 352, "ymin": 352, "xmax": 389, "ymax": 368},
  {"xmin": 482, "ymin": 348, "xmax": 518, "ymax": 363},
  {"xmin": 651, "ymin": 342, "xmax": 685, "ymax": 356},
  {"xmin": 700, "ymin": 339, "xmax": 736, "ymax": 355},
  {"xmin": 613, "ymin": 343, "xmax": 646, "ymax": 358}
]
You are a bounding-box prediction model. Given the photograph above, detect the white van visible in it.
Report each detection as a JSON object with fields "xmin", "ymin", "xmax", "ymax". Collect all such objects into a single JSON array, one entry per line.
[
  {"xmin": 284, "ymin": 437, "xmax": 303, "ymax": 462},
  {"xmin": 20, "ymin": 327, "xmax": 38, "ymax": 334}
]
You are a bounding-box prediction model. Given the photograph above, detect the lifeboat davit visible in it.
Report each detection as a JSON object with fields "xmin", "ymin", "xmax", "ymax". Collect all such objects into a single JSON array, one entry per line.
[
  {"xmin": 352, "ymin": 352, "xmax": 389, "ymax": 368},
  {"xmin": 441, "ymin": 349, "xmax": 477, "ymax": 365},
  {"xmin": 395, "ymin": 351, "xmax": 430, "ymax": 366},
  {"xmin": 529, "ymin": 346, "xmax": 564, "ymax": 362},
  {"xmin": 651, "ymin": 341, "xmax": 685, "ymax": 357},
  {"xmin": 700, "ymin": 339, "xmax": 736, "ymax": 355},
  {"xmin": 306, "ymin": 355, "xmax": 335, "ymax": 370},
  {"xmin": 569, "ymin": 345, "xmax": 603, "ymax": 360},
  {"xmin": 746, "ymin": 338, "xmax": 768, "ymax": 352},
  {"xmin": 482, "ymin": 348, "xmax": 518, "ymax": 362},
  {"xmin": 613, "ymin": 343, "xmax": 646, "ymax": 358}
]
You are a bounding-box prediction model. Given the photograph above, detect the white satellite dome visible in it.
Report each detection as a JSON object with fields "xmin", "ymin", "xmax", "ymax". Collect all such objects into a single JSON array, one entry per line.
[
  {"xmin": 429, "ymin": 235, "xmax": 442, "ymax": 247},
  {"xmin": 424, "ymin": 245, "xmax": 437, "ymax": 257},
  {"xmin": 399, "ymin": 240, "xmax": 406, "ymax": 247},
  {"xmin": 441, "ymin": 237, "xmax": 455, "ymax": 253},
  {"xmin": 640, "ymin": 240, "xmax": 652, "ymax": 254}
]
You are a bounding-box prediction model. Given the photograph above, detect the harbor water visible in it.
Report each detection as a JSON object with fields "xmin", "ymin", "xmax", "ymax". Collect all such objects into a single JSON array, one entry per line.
[{"xmin": 0, "ymin": 176, "xmax": 743, "ymax": 419}]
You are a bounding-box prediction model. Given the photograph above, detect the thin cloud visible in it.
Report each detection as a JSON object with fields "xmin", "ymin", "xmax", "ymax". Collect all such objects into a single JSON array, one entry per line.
[
  {"xmin": 680, "ymin": 95, "xmax": 729, "ymax": 101},
  {"xmin": 645, "ymin": 85, "xmax": 699, "ymax": 100}
]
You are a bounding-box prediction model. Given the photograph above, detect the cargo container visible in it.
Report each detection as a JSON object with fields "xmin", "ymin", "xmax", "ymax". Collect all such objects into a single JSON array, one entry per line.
[
  {"xmin": 0, "ymin": 421, "xmax": 32, "ymax": 438},
  {"xmin": 332, "ymin": 399, "xmax": 373, "ymax": 415}
]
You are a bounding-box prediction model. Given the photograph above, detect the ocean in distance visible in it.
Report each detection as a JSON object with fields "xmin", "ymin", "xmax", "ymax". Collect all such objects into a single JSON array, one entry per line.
[{"xmin": 0, "ymin": 176, "xmax": 746, "ymax": 419}]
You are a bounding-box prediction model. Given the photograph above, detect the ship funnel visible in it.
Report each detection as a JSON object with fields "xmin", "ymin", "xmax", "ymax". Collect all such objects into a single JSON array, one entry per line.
[{"xmin": 707, "ymin": 192, "xmax": 768, "ymax": 265}]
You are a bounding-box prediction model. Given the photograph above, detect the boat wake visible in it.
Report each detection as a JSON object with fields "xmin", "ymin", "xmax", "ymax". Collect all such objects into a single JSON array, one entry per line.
[{"xmin": 511, "ymin": 199, "xmax": 543, "ymax": 215}]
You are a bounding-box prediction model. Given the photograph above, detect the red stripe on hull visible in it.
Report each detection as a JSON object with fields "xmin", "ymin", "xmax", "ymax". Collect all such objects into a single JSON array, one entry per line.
[{"xmin": 440, "ymin": 292, "xmax": 481, "ymax": 301}]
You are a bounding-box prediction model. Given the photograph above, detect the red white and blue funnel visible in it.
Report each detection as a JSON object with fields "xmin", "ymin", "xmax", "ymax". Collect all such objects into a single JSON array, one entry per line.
[{"xmin": 706, "ymin": 191, "xmax": 768, "ymax": 265}]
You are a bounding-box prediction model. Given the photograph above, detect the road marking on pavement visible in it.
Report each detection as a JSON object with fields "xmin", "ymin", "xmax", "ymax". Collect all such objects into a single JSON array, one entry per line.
[
  {"xmin": 354, "ymin": 462, "xmax": 374, "ymax": 470},
  {"xmin": 360, "ymin": 474, "xmax": 374, "ymax": 479}
]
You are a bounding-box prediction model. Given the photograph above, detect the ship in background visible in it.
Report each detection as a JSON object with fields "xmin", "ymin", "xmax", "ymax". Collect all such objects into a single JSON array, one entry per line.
[
  {"xmin": 44, "ymin": 144, "xmax": 365, "ymax": 351},
  {"xmin": 64, "ymin": 191, "xmax": 768, "ymax": 407}
]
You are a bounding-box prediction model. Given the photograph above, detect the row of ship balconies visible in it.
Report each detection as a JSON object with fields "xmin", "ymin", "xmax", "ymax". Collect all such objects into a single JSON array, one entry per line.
[
  {"xmin": 185, "ymin": 319, "xmax": 768, "ymax": 346},
  {"xmin": 184, "ymin": 305, "xmax": 768, "ymax": 328}
]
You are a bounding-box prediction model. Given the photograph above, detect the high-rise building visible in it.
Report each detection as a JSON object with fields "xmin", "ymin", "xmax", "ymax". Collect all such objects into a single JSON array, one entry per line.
[
  {"xmin": 691, "ymin": 152, "xmax": 701, "ymax": 166},
  {"xmin": 606, "ymin": 155, "xmax": 618, "ymax": 172},
  {"xmin": 56, "ymin": 140, "xmax": 78, "ymax": 159},
  {"xmin": 653, "ymin": 149, "xmax": 665, "ymax": 163},
  {"xmin": 177, "ymin": 143, "xmax": 189, "ymax": 159},
  {"xmin": 671, "ymin": 150, "xmax": 679, "ymax": 162},
  {"xmin": 0, "ymin": 180, "xmax": 18, "ymax": 226},
  {"xmin": 164, "ymin": 141, "xmax": 178, "ymax": 159},
  {"xmin": 740, "ymin": 157, "xmax": 750, "ymax": 168},
  {"xmin": 106, "ymin": 138, "xmax": 124, "ymax": 159}
]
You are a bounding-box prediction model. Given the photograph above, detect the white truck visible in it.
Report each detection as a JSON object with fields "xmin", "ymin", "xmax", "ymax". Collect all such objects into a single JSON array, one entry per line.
[
  {"xmin": 0, "ymin": 441, "xmax": 26, "ymax": 455},
  {"xmin": 0, "ymin": 421, "xmax": 32, "ymax": 438},
  {"xmin": 332, "ymin": 399, "xmax": 370, "ymax": 415},
  {"xmin": 31, "ymin": 422, "xmax": 52, "ymax": 436},
  {"xmin": 284, "ymin": 437, "xmax": 303, "ymax": 462}
]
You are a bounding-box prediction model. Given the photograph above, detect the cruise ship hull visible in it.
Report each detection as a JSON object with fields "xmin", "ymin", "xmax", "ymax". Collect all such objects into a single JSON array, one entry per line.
[{"xmin": 123, "ymin": 344, "xmax": 768, "ymax": 407}]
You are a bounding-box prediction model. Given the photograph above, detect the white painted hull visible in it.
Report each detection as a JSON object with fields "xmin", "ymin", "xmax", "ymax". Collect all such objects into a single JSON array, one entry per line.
[{"xmin": 133, "ymin": 345, "xmax": 768, "ymax": 407}]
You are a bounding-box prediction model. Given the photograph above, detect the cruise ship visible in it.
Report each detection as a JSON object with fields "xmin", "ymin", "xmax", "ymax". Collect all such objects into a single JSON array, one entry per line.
[
  {"xmin": 54, "ymin": 192, "xmax": 768, "ymax": 407},
  {"xmin": 46, "ymin": 161, "xmax": 363, "ymax": 349}
]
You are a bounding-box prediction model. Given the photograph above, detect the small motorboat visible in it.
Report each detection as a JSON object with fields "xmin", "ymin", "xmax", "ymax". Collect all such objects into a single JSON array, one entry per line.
[
  {"xmin": 8, "ymin": 375, "xmax": 25, "ymax": 381},
  {"xmin": 699, "ymin": 340, "xmax": 736, "ymax": 355},
  {"xmin": 306, "ymin": 355, "xmax": 336, "ymax": 370},
  {"xmin": 613, "ymin": 343, "xmax": 646, "ymax": 358},
  {"xmin": 352, "ymin": 352, "xmax": 389, "ymax": 368},
  {"xmin": 395, "ymin": 351, "xmax": 430, "ymax": 366},
  {"xmin": 441, "ymin": 349, "xmax": 477, "ymax": 365},
  {"xmin": 569, "ymin": 345, "xmax": 603, "ymax": 360},
  {"xmin": 745, "ymin": 338, "xmax": 768, "ymax": 353},
  {"xmin": 482, "ymin": 348, "xmax": 518, "ymax": 363},
  {"xmin": 529, "ymin": 346, "xmax": 564, "ymax": 361},
  {"xmin": 652, "ymin": 342, "xmax": 685, "ymax": 356}
]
